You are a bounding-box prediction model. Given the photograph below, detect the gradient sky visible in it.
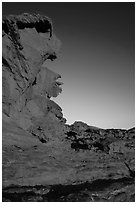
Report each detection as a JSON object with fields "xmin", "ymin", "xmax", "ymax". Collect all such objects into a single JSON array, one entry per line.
[{"xmin": 3, "ymin": 2, "xmax": 135, "ymax": 129}]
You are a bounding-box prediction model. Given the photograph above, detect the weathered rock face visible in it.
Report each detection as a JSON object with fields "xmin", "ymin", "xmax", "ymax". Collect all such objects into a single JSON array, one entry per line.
[
  {"xmin": 2, "ymin": 13, "xmax": 65, "ymax": 141},
  {"xmin": 2, "ymin": 13, "xmax": 135, "ymax": 202}
]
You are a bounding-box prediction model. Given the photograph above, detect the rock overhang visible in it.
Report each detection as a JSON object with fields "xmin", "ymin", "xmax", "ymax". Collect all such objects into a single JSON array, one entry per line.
[{"xmin": 2, "ymin": 13, "xmax": 52, "ymax": 36}]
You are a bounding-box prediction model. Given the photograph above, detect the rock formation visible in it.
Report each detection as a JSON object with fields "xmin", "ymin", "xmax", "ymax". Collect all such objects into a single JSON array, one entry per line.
[
  {"xmin": 2, "ymin": 13, "xmax": 66, "ymax": 141},
  {"xmin": 2, "ymin": 13, "xmax": 135, "ymax": 202}
]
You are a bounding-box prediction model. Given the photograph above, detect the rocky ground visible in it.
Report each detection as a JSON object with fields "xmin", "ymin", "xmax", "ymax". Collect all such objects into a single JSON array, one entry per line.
[
  {"xmin": 2, "ymin": 13, "xmax": 135, "ymax": 202},
  {"xmin": 2, "ymin": 120, "xmax": 135, "ymax": 202}
]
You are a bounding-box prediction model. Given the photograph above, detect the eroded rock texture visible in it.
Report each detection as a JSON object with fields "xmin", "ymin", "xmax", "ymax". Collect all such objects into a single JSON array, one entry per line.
[
  {"xmin": 2, "ymin": 13, "xmax": 135, "ymax": 202},
  {"xmin": 2, "ymin": 13, "xmax": 65, "ymax": 139}
]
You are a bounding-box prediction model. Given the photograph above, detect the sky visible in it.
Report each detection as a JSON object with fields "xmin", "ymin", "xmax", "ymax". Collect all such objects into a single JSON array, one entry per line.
[{"xmin": 2, "ymin": 2, "xmax": 135, "ymax": 129}]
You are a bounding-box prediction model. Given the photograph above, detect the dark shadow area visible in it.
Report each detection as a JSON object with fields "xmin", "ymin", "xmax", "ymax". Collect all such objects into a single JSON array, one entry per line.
[
  {"xmin": 16, "ymin": 20, "xmax": 51, "ymax": 33},
  {"xmin": 3, "ymin": 177, "xmax": 134, "ymax": 202}
]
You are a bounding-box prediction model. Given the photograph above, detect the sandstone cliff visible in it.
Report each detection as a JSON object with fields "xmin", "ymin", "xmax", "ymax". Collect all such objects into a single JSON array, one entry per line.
[
  {"xmin": 3, "ymin": 13, "xmax": 66, "ymax": 141},
  {"xmin": 2, "ymin": 13, "xmax": 135, "ymax": 202}
]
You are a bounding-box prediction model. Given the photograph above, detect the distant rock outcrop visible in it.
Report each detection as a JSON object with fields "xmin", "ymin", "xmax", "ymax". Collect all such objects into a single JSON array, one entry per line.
[{"xmin": 2, "ymin": 13, "xmax": 135, "ymax": 202}]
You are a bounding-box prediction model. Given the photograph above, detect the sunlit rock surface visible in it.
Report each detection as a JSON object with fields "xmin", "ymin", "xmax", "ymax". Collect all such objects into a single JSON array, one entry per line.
[{"xmin": 2, "ymin": 13, "xmax": 135, "ymax": 202}]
